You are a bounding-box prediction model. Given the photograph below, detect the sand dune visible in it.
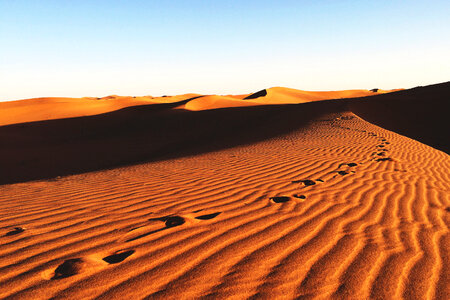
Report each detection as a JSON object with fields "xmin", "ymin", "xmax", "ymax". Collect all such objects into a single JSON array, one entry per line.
[
  {"xmin": 0, "ymin": 88, "xmax": 398, "ymax": 125},
  {"xmin": 0, "ymin": 83, "xmax": 449, "ymax": 299},
  {"xmin": 0, "ymin": 94, "xmax": 200, "ymax": 126}
]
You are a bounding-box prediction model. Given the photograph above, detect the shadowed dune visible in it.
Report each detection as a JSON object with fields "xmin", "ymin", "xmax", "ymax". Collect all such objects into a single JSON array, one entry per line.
[
  {"xmin": 243, "ymin": 89, "xmax": 268, "ymax": 99},
  {"xmin": 0, "ymin": 94, "xmax": 201, "ymax": 126},
  {"xmin": 0, "ymin": 83, "xmax": 447, "ymax": 184},
  {"xmin": 0, "ymin": 83, "xmax": 449, "ymax": 299},
  {"xmin": 347, "ymin": 81, "xmax": 450, "ymax": 153},
  {"xmin": 0, "ymin": 102, "xmax": 338, "ymax": 184}
]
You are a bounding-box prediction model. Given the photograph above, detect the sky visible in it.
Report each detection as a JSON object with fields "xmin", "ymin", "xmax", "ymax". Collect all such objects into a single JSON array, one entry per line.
[{"xmin": 1, "ymin": 0, "xmax": 449, "ymax": 101}]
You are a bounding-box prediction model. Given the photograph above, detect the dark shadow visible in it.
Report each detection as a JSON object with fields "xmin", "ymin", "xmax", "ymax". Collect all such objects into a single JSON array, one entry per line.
[
  {"xmin": 292, "ymin": 180, "xmax": 316, "ymax": 186},
  {"xmin": 103, "ymin": 250, "xmax": 135, "ymax": 264},
  {"xmin": 375, "ymin": 157, "xmax": 393, "ymax": 162},
  {"xmin": 5, "ymin": 227, "xmax": 25, "ymax": 236},
  {"xmin": 338, "ymin": 163, "xmax": 357, "ymax": 168},
  {"xmin": 0, "ymin": 98, "xmax": 342, "ymax": 184},
  {"xmin": 346, "ymin": 81, "xmax": 450, "ymax": 153},
  {"xmin": 195, "ymin": 212, "xmax": 221, "ymax": 220},
  {"xmin": 52, "ymin": 258, "xmax": 85, "ymax": 279},
  {"xmin": 270, "ymin": 196, "xmax": 290, "ymax": 203},
  {"xmin": 244, "ymin": 89, "xmax": 267, "ymax": 99},
  {"xmin": 1, "ymin": 82, "xmax": 447, "ymax": 185},
  {"xmin": 126, "ymin": 216, "xmax": 186, "ymax": 242}
]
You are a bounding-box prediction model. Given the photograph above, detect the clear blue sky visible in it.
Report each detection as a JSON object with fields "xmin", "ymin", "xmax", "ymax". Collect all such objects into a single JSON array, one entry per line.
[{"xmin": 1, "ymin": 0, "xmax": 449, "ymax": 100}]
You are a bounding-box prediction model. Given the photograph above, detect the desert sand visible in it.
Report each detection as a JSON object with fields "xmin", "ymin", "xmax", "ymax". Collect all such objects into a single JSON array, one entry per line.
[{"xmin": 0, "ymin": 83, "xmax": 449, "ymax": 299}]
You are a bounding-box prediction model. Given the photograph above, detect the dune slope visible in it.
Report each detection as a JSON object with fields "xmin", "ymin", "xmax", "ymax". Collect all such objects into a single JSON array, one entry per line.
[
  {"xmin": 0, "ymin": 83, "xmax": 449, "ymax": 299},
  {"xmin": 347, "ymin": 82, "xmax": 450, "ymax": 153},
  {"xmin": 0, "ymin": 83, "xmax": 446, "ymax": 185}
]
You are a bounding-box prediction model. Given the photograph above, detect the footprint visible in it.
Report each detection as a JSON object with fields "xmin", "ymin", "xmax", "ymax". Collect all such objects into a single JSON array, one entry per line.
[
  {"xmin": 292, "ymin": 179, "xmax": 316, "ymax": 186},
  {"xmin": 125, "ymin": 216, "xmax": 186, "ymax": 242},
  {"xmin": 103, "ymin": 250, "xmax": 135, "ymax": 264},
  {"xmin": 52, "ymin": 258, "xmax": 87, "ymax": 279},
  {"xmin": 270, "ymin": 196, "xmax": 291, "ymax": 203},
  {"xmin": 6, "ymin": 227, "xmax": 25, "ymax": 236},
  {"xmin": 375, "ymin": 157, "xmax": 393, "ymax": 162},
  {"xmin": 164, "ymin": 216, "xmax": 185, "ymax": 228},
  {"xmin": 293, "ymin": 194, "xmax": 306, "ymax": 199},
  {"xmin": 195, "ymin": 212, "xmax": 221, "ymax": 220},
  {"xmin": 148, "ymin": 215, "xmax": 186, "ymax": 228},
  {"xmin": 338, "ymin": 162, "xmax": 357, "ymax": 168},
  {"xmin": 337, "ymin": 171, "xmax": 349, "ymax": 176}
]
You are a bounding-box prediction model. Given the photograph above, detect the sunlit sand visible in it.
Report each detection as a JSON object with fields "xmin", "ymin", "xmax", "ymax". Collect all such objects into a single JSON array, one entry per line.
[{"xmin": 0, "ymin": 83, "xmax": 448, "ymax": 299}]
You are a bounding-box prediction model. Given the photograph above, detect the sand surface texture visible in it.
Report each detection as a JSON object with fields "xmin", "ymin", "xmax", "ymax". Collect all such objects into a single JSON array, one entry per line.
[{"xmin": 0, "ymin": 83, "xmax": 449, "ymax": 299}]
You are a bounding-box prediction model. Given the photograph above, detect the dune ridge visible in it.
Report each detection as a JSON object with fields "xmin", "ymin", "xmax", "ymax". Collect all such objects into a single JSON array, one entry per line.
[
  {"xmin": 0, "ymin": 87, "xmax": 399, "ymax": 126},
  {"xmin": 0, "ymin": 83, "xmax": 449, "ymax": 299}
]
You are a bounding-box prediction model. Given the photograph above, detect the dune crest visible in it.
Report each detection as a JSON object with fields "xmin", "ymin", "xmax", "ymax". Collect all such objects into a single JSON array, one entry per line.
[{"xmin": 0, "ymin": 87, "xmax": 400, "ymax": 125}]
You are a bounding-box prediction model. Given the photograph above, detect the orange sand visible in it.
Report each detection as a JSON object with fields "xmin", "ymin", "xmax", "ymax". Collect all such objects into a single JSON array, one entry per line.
[
  {"xmin": 0, "ymin": 83, "xmax": 448, "ymax": 299},
  {"xmin": 0, "ymin": 88, "xmax": 399, "ymax": 125}
]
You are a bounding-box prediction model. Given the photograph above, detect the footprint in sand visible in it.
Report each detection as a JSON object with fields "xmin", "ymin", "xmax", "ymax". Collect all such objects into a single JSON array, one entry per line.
[
  {"xmin": 165, "ymin": 216, "xmax": 186, "ymax": 228},
  {"xmin": 124, "ymin": 216, "xmax": 185, "ymax": 242},
  {"xmin": 125, "ymin": 212, "xmax": 222, "ymax": 242},
  {"xmin": 50, "ymin": 250, "xmax": 135, "ymax": 279},
  {"xmin": 6, "ymin": 227, "xmax": 25, "ymax": 236},
  {"xmin": 195, "ymin": 212, "xmax": 221, "ymax": 220},
  {"xmin": 52, "ymin": 258, "xmax": 88, "ymax": 279},
  {"xmin": 337, "ymin": 171, "xmax": 349, "ymax": 176},
  {"xmin": 270, "ymin": 196, "xmax": 291, "ymax": 203},
  {"xmin": 292, "ymin": 179, "xmax": 317, "ymax": 186},
  {"xmin": 293, "ymin": 194, "xmax": 306, "ymax": 199},
  {"xmin": 338, "ymin": 162, "xmax": 358, "ymax": 168},
  {"xmin": 148, "ymin": 216, "xmax": 186, "ymax": 228},
  {"xmin": 103, "ymin": 250, "xmax": 135, "ymax": 264},
  {"xmin": 375, "ymin": 157, "xmax": 393, "ymax": 162}
]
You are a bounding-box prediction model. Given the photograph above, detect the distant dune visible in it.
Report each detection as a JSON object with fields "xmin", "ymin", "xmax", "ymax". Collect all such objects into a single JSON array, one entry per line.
[
  {"xmin": 0, "ymin": 88, "xmax": 399, "ymax": 125},
  {"xmin": 0, "ymin": 83, "xmax": 448, "ymax": 299}
]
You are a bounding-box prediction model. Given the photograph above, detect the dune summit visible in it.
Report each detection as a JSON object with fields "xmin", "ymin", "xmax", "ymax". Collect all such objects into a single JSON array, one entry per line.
[{"xmin": 0, "ymin": 83, "xmax": 449, "ymax": 299}]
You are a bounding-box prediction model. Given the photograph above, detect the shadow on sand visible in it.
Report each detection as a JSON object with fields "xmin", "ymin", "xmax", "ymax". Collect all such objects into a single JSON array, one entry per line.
[{"xmin": 0, "ymin": 82, "xmax": 448, "ymax": 185}]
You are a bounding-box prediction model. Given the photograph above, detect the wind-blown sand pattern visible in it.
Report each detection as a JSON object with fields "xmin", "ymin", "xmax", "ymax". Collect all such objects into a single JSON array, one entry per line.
[{"xmin": 0, "ymin": 83, "xmax": 449, "ymax": 299}]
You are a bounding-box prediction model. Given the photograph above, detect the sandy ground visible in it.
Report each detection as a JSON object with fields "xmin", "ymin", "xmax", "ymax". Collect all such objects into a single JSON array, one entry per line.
[{"xmin": 0, "ymin": 84, "xmax": 449, "ymax": 299}]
